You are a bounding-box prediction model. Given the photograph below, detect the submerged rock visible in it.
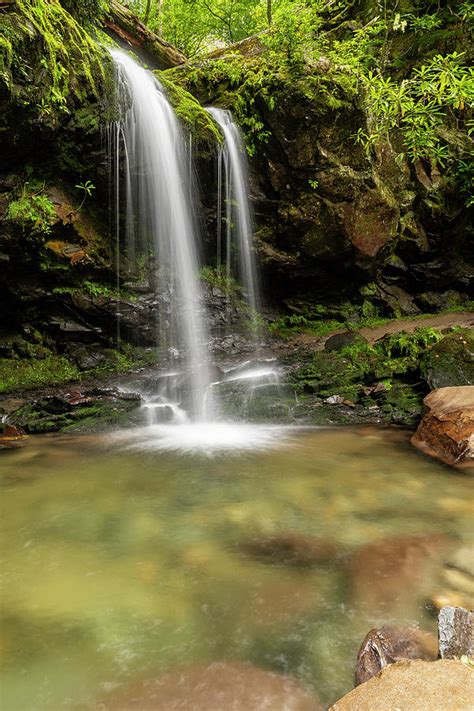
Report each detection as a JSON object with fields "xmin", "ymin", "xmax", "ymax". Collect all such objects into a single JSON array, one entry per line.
[
  {"xmin": 98, "ymin": 661, "xmax": 323, "ymax": 710},
  {"xmin": 240, "ymin": 532, "xmax": 338, "ymax": 566},
  {"xmin": 411, "ymin": 386, "xmax": 474, "ymax": 469},
  {"xmin": 330, "ymin": 659, "xmax": 474, "ymax": 710},
  {"xmin": 348, "ymin": 534, "xmax": 453, "ymax": 613},
  {"xmin": 429, "ymin": 545, "xmax": 474, "ymax": 613},
  {"xmin": 355, "ymin": 626, "xmax": 437, "ymax": 685},
  {"xmin": 438, "ymin": 606, "xmax": 474, "ymax": 660}
]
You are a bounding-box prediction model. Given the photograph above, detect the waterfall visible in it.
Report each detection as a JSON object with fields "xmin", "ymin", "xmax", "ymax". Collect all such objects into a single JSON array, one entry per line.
[
  {"xmin": 110, "ymin": 50, "xmax": 214, "ymax": 422},
  {"xmin": 207, "ymin": 108, "xmax": 260, "ymax": 317}
]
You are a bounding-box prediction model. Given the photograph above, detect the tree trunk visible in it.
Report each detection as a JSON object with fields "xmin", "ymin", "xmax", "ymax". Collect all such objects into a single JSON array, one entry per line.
[
  {"xmin": 104, "ymin": 0, "xmax": 185, "ymax": 69},
  {"xmin": 267, "ymin": 0, "xmax": 272, "ymax": 25},
  {"xmin": 144, "ymin": 0, "xmax": 152, "ymax": 24}
]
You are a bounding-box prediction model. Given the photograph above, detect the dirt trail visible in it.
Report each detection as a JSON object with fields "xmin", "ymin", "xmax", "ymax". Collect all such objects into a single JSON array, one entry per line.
[
  {"xmin": 282, "ymin": 311, "xmax": 474, "ymax": 352},
  {"xmin": 358, "ymin": 312, "xmax": 474, "ymax": 343}
]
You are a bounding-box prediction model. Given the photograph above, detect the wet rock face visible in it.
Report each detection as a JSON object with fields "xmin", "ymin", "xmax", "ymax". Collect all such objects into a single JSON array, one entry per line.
[
  {"xmin": 330, "ymin": 659, "xmax": 474, "ymax": 711},
  {"xmin": 98, "ymin": 661, "xmax": 323, "ymax": 710},
  {"xmin": 411, "ymin": 386, "xmax": 474, "ymax": 469},
  {"xmin": 342, "ymin": 188, "xmax": 399, "ymax": 261},
  {"xmin": 355, "ymin": 626, "xmax": 438, "ymax": 685},
  {"xmin": 239, "ymin": 79, "xmax": 471, "ymax": 305},
  {"xmin": 438, "ymin": 606, "xmax": 474, "ymax": 660}
]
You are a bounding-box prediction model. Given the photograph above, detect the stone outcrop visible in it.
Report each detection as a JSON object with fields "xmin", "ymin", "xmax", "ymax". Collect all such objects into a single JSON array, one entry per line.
[
  {"xmin": 98, "ymin": 662, "xmax": 323, "ymax": 710},
  {"xmin": 439, "ymin": 606, "xmax": 474, "ymax": 660},
  {"xmin": 411, "ymin": 386, "xmax": 474, "ymax": 469},
  {"xmin": 355, "ymin": 626, "xmax": 438, "ymax": 685},
  {"xmin": 330, "ymin": 659, "xmax": 474, "ymax": 711}
]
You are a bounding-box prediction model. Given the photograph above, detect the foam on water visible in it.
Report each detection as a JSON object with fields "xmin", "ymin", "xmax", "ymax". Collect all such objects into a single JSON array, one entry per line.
[{"xmin": 111, "ymin": 422, "xmax": 296, "ymax": 455}]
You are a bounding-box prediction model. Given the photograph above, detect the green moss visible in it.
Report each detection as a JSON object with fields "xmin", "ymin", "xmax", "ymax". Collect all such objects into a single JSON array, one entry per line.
[
  {"xmin": 290, "ymin": 327, "xmax": 446, "ymax": 426},
  {"xmin": 420, "ymin": 328, "xmax": 474, "ymax": 389},
  {"xmin": 158, "ymin": 75, "xmax": 223, "ymax": 145},
  {"xmin": 0, "ymin": 356, "xmax": 80, "ymax": 393},
  {"xmin": 0, "ymin": 33, "xmax": 13, "ymax": 89},
  {"xmin": 3, "ymin": 0, "xmax": 108, "ymax": 124}
]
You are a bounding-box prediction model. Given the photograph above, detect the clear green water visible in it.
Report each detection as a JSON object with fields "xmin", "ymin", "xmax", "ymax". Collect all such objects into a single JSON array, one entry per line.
[{"xmin": 0, "ymin": 426, "xmax": 472, "ymax": 709}]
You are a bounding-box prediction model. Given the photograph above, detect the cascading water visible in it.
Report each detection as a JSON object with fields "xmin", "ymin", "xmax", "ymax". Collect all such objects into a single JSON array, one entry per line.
[
  {"xmin": 108, "ymin": 51, "xmax": 286, "ymax": 451},
  {"xmin": 207, "ymin": 108, "xmax": 260, "ymax": 316},
  {"xmin": 110, "ymin": 50, "xmax": 214, "ymax": 422}
]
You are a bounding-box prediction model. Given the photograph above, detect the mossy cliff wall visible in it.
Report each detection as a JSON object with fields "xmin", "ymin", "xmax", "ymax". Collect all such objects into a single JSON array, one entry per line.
[{"xmin": 168, "ymin": 16, "xmax": 473, "ymax": 316}]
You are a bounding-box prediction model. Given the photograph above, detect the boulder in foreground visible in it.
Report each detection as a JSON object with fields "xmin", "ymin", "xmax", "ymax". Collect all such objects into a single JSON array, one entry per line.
[
  {"xmin": 330, "ymin": 659, "xmax": 474, "ymax": 711},
  {"xmin": 355, "ymin": 625, "xmax": 437, "ymax": 685},
  {"xmin": 411, "ymin": 386, "xmax": 474, "ymax": 469}
]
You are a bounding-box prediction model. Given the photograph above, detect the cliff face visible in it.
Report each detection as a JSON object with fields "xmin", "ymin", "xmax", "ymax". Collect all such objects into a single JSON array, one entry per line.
[{"xmin": 0, "ymin": 0, "xmax": 472, "ymax": 405}]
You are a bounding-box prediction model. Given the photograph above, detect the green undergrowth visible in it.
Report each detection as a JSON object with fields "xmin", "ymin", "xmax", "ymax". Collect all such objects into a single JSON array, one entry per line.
[
  {"xmin": 6, "ymin": 182, "xmax": 56, "ymax": 239},
  {"xmin": 53, "ymin": 282, "xmax": 138, "ymax": 303},
  {"xmin": 0, "ymin": 343, "xmax": 158, "ymax": 394},
  {"xmin": 0, "ymin": 356, "xmax": 80, "ymax": 393}
]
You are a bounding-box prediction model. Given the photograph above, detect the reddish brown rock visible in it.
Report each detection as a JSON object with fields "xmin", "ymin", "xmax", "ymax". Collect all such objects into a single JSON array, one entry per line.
[
  {"xmin": 343, "ymin": 189, "xmax": 398, "ymax": 259},
  {"xmin": 98, "ymin": 661, "xmax": 323, "ymax": 710},
  {"xmin": 240, "ymin": 532, "xmax": 338, "ymax": 565},
  {"xmin": 355, "ymin": 626, "xmax": 438, "ymax": 685},
  {"xmin": 2, "ymin": 424, "xmax": 26, "ymax": 439},
  {"xmin": 330, "ymin": 659, "xmax": 474, "ymax": 711},
  {"xmin": 348, "ymin": 534, "xmax": 453, "ymax": 613},
  {"xmin": 0, "ymin": 423, "xmax": 27, "ymax": 449},
  {"xmin": 411, "ymin": 386, "xmax": 474, "ymax": 469}
]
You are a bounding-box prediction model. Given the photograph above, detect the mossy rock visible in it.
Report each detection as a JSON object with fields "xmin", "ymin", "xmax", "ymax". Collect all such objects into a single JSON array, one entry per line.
[
  {"xmin": 292, "ymin": 350, "xmax": 369, "ymax": 394},
  {"xmin": 10, "ymin": 390, "xmax": 142, "ymax": 433},
  {"xmin": 420, "ymin": 329, "xmax": 474, "ymax": 389},
  {"xmin": 324, "ymin": 332, "xmax": 369, "ymax": 352},
  {"xmin": 378, "ymin": 383, "xmax": 424, "ymax": 426},
  {"xmin": 158, "ymin": 74, "xmax": 223, "ymax": 150}
]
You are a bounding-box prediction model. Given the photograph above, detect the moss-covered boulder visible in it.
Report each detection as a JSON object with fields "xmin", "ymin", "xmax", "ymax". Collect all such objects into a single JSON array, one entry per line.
[
  {"xmin": 9, "ymin": 387, "xmax": 142, "ymax": 433},
  {"xmin": 421, "ymin": 330, "xmax": 474, "ymax": 389}
]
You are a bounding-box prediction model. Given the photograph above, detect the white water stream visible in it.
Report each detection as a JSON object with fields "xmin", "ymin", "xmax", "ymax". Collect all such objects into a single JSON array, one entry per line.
[
  {"xmin": 207, "ymin": 107, "xmax": 260, "ymax": 315},
  {"xmin": 110, "ymin": 53, "xmax": 281, "ymax": 450},
  {"xmin": 111, "ymin": 50, "xmax": 214, "ymax": 422}
]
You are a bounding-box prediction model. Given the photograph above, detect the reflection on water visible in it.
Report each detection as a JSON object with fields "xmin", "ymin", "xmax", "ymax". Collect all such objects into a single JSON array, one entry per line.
[{"xmin": 0, "ymin": 427, "xmax": 472, "ymax": 709}]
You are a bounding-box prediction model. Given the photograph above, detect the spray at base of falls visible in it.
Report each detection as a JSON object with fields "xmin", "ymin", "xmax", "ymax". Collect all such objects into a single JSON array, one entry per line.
[{"xmin": 110, "ymin": 49, "xmax": 214, "ymax": 422}]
